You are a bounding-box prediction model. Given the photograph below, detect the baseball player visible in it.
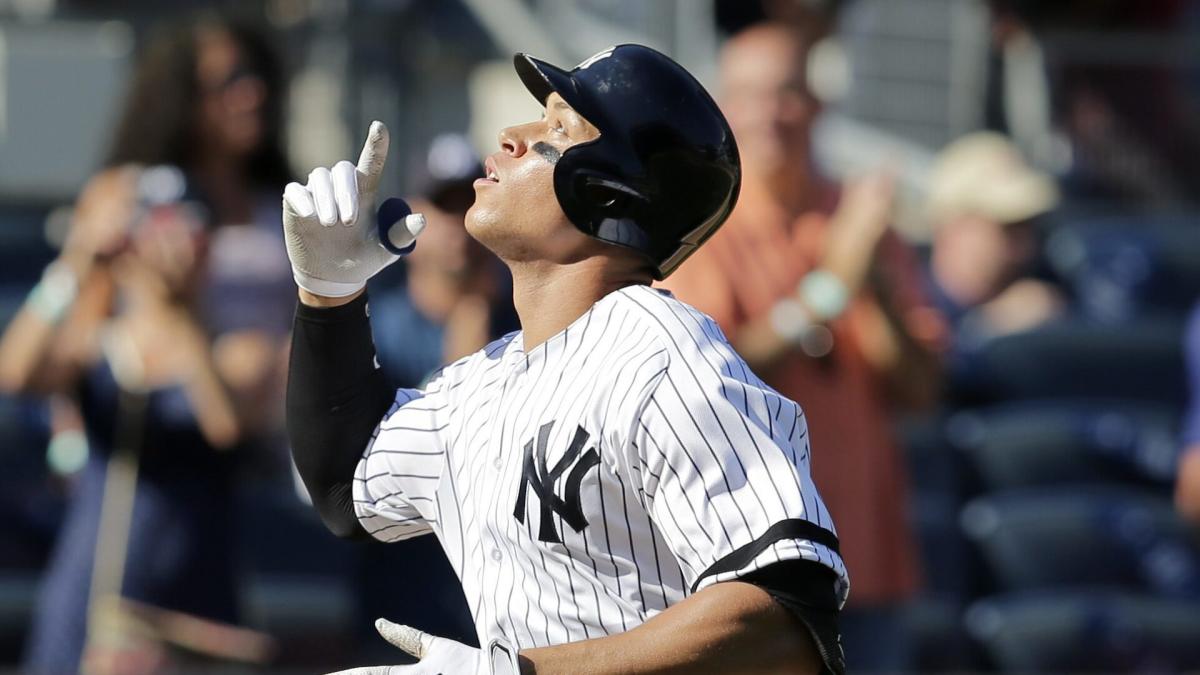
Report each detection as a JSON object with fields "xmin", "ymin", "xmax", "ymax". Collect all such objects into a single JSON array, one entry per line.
[{"xmin": 284, "ymin": 45, "xmax": 848, "ymax": 674}]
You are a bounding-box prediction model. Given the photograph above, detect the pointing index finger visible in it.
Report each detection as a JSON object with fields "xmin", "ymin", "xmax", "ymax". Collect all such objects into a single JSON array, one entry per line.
[{"xmin": 356, "ymin": 121, "xmax": 390, "ymax": 195}]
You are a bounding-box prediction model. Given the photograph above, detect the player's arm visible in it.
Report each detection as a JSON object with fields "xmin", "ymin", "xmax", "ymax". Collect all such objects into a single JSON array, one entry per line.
[
  {"xmin": 595, "ymin": 330, "xmax": 845, "ymax": 674},
  {"xmin": 519, "ymin": 573, "xmax": 827, "ymax": 674},
  {"xmin": 282, "ymin": 122, "xmax": 425, "ymax": 538},
  {"xmin": 287, "ymin": 289, "xmax": 388, "ymax": 537},
  {"xmin": 348, "ymin": 559, "xmax": 835, "ymax": 675}
]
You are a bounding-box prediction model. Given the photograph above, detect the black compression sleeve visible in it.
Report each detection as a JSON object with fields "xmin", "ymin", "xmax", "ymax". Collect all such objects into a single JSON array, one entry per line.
[{"xmin": 287, "ymin": 293, "xmax": 394, "ymax": 539}]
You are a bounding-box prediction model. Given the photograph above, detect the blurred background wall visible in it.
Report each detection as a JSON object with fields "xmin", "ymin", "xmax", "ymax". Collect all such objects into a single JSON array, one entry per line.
[{"xmin": 0, "ymin": 0, "xmax": 1198, "ymax": 673}]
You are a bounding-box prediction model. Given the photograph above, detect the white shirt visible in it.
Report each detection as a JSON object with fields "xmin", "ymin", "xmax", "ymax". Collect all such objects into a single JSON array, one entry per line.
[{"xmin": 353, "ymin": 284, "xmax": 848, "ymax": 650}]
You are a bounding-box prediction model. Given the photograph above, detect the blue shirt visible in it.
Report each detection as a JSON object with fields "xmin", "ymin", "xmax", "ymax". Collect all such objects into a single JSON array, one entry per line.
[{"xmin": 369, "ymin": 272, "xmax": 519, "ymax": 389}]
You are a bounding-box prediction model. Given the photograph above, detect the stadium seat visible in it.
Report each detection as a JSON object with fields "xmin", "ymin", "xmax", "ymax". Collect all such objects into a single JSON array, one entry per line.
[
  {"xmin": 1045, "ymin": 214, "xmax": 1200, "ymax": 322},
  {"xmin": 946, "ymin": 400, "xmax": 1179, "ymax": 491},
  {"xmin": 907, "ymin": 595, "xmax": 979, "ymax": 672},
  {"xmin": 903, "ymin": 415, "xmax": 978, "ymax": 594},
  {"xmin": 960, "ymin": 487, "xmax": 1200, "ymax": 597},
  {"xmin": 1049, "ymin": 214, "xmax": 1200, "ymax": 314},
  {"xmin": 901, "ymin": 416, "xmax": 987, "ymax": 670},
  {"xmin": 965, "ymin": 590, "xmax": 1200, "ymax": 672},
  {"xmin": 956, "ymin": 317, "xmax": 1186, "ymax": 405}
]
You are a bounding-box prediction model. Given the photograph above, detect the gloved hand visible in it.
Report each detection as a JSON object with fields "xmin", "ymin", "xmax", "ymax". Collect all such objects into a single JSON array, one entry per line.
[
  {"xmin": 326, "ymin": 619, "xmax": 520, "ymax": 675},
  {"xmin": 283, "ymin": 121, "xmax": 426, "ymax": 297}
]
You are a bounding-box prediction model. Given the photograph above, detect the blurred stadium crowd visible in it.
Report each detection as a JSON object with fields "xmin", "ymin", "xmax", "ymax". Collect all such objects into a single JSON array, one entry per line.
[{"xmin": 0, "ymin": 0, "xmax": 1198, "ymax": 672}]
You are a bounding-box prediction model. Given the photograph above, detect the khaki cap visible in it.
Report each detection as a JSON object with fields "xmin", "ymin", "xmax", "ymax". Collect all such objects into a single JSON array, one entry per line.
[{"xmin": 928, "ymin": 132, "xmax": 1059, "ymax": 225}]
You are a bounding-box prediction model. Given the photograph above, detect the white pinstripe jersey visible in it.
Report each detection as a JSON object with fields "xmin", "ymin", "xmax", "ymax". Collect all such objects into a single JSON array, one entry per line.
[{"xmin": 353, "ymin": 284, "xmax": 848, "ymax": 650}]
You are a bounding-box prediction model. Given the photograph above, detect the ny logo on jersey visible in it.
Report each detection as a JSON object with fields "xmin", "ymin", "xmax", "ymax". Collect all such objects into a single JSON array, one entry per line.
[{"xmin": 513, "ymin": 421, "xmax": 600, "ymax": 544}]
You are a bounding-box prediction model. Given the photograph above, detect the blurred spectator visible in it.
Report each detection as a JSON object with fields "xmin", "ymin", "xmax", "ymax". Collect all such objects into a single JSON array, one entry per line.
[
  {"xmin": 661, "ymin": 22, "xmax": 944, "ymax": 672},
  {"xmin": 717, "ymin": 0, "xmax": 843, "ymax": 39},
  {"xmin": 0, "ymin": 15, "xmax": 293, "ymax": 674},
  {"xmin": 1177, "ymin": 300, "xmax": 1200, "ymax": 525},
  {"xmin": 354, "ymin": 134, "xmax": 516, "ymax": 654},
  {"xmin": 925, "ymin": 132, "xmax": 1063, "ymax": 349},
  {"xmin": 987, "ymin": 0, "xmax": 1200, "ymax": 207}
]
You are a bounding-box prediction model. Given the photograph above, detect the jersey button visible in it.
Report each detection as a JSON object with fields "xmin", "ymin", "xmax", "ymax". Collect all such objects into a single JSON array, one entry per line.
[
  {"xmin": 492, "ymin": 457, "xmax": 503, "ymax": 470},
  {"xmin": 490, "ymin": 548, "xmax": 503, "ymax": 562}
]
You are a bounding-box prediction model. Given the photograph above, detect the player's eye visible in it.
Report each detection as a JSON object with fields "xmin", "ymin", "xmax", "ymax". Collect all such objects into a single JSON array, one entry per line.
[{"xmin": 551, "ymin": 120, "xmax": 567, "ymax": 136}]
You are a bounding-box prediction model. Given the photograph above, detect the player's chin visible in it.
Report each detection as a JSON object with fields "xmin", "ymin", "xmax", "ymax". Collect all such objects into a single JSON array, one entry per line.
[{"xmin": 464, "ymin": 202, "xmax": 500, "ymax": 241}]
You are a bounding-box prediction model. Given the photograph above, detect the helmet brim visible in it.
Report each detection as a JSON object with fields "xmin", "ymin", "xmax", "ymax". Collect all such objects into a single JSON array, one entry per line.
[{"xmin": 514, "ymin": 53, "xmax": 580, "ymax": 111}]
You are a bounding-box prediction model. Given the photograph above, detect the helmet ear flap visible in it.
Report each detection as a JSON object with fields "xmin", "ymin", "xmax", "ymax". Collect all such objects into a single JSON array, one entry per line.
[
  {"xmin": 555, "ymin": 160, "xmax": 654, "ymax": 252},
  {"xmin": 568, "ymin": 168, "xmax": 646, "ymax": 218},
  {"xmin": 582, "ymin": 180, "xmax": 622, "ymax": 209}
]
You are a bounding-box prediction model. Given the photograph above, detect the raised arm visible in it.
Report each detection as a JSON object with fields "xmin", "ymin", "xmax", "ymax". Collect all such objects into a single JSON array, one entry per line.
[
  {"xmin": 281, "ymin": 122, "xmax": 425, "ymax": 537},
  {"xmin": 287, "ymin": 290, "xmax": 390, "ymax": 537}
]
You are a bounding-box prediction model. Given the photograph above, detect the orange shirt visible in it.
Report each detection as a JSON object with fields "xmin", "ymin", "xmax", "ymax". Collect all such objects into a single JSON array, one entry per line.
[{"xmin": 660, "ymin": 180, "xmax": 939, "ymax": 605}]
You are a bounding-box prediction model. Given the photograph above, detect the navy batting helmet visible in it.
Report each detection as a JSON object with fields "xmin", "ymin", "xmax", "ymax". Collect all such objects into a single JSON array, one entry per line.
[{"xmin": 514, "ymin": 44, "xmax": 741, "ymax": 279}]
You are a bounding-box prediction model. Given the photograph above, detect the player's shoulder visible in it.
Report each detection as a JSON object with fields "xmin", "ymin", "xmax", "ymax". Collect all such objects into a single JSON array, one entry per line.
[
  {"xmin": 615, "ymin": 284, "xmax": 767, "ymax": 398},
  {"xmin": 613, "ymin": 284, "xmax": 733, "ymax": 357},
  {"xmin": 424, "ymin": 331, "xmax": 519, "ymax": 391},
  {"xmin": 464, "ymin": 330, "xmax": 520, "ymax": 372}
]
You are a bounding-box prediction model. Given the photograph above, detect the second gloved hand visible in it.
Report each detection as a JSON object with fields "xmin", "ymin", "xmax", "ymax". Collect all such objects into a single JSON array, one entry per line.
[
  {"xmin": 326, "ymin": 619, "xmax": 520, "ymax": 675},
  {"xmin": 283, "ymin": 121, "xmax": 426, "ymax": 297}
]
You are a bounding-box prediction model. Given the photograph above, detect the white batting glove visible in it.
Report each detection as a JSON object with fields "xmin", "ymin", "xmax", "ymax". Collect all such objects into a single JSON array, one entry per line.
[
  {"xmin": 325, "ymin": 619, "xmax": 520, "ymax": 675},
  {"xmin": 282, "ymin": 121, "xmax": 427, "ymax": 297}
]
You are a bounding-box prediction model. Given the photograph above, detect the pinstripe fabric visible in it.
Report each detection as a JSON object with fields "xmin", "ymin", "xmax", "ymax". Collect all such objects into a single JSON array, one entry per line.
[{"xmin": 352, "ymin": 285, "xmax": 848, "ymax": 650}]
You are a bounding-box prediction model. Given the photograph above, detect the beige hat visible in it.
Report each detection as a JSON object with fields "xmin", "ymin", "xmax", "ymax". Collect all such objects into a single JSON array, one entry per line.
[{"xmin": 927, "ymin": 132, "xmax": 1059, "ymax": 225}]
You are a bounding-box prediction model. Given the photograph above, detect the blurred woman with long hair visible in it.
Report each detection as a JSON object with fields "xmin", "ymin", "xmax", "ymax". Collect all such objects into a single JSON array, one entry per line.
[{"xmin": 0, "ymin": 14, "xmax": 294, "ymax": 674}]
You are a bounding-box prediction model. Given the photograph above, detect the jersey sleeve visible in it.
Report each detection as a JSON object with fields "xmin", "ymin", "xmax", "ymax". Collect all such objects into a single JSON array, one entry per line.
[
  {"xmin": 352, "ymin": 370, "xmax": 454, "ymax": 542},
  {"xmin": 631, "ymin": 348, "xmax": 848, "ymax": 603}
]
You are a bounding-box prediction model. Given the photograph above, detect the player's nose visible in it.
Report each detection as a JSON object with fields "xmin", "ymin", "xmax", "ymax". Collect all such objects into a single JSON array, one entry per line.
[{"xmin": 498, "ymin": 124, "xmax": 529, "ymax": 158}]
